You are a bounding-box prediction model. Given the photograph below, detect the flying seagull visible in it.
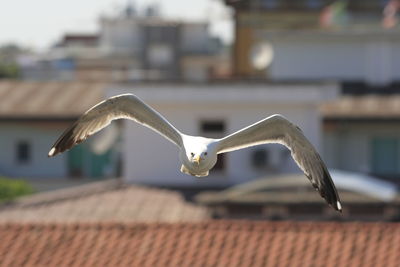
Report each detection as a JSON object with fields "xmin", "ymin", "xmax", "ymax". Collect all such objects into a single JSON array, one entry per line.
[{"xmin": 48, "ymin": 94, "xmax": 342, "ymax": 212}]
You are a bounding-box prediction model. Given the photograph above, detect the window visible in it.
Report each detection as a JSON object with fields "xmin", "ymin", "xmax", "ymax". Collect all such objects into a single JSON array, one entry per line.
[
  {"xmin": 16, "ymin": 141, "xmax": 31, "ymax": 164},
  {"xmin": 201, "ymin": 121, "xmax": 225, "ymax": 133},
  {"xmin": 371, "ymin": 137, "xmax": 399, "ymax": 176},
  {"xmin": 252, "ymin": 149, "xmax": 269, "ymax": 169},
  {"xmin": 200, "ymin": 120, "xmax": 226, "ymax": 172}
]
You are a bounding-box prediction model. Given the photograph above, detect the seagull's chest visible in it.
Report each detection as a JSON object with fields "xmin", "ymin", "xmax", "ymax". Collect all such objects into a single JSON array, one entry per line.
[
  {"xmin": 179, "ymin": 154, "xmax": 212, "ymax": 175},
  {"xmin": 180, "ymin": 164, "xmax": 210, "ymax": 177}
]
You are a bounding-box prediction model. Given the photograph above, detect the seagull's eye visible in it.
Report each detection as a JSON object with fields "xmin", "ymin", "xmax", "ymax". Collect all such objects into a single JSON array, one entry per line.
[
  {"xmin": 204, "ymin": 152, "xmax": 208, "ymax": 156},
  {"xmin": 190, "ymin": 152, "xmax": 195, "ymax": 157}
]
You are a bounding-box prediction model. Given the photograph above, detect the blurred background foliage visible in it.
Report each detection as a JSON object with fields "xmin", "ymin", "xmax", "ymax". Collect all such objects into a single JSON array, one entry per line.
[
  {"xmin": 0, "ymin": 177, "xmax": 34, "ymax": 202},
  {"xmin": 0, "ymin": 44, "xmax": 24, "ymax": 78}
]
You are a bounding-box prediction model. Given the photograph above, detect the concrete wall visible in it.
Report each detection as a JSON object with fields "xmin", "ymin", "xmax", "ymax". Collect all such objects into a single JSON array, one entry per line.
[
  {"xmin": 109, "ymin": 83, "xmax": 338, "ymax": 187},
  {"xmin": 270, "ymin": 40, "xmax": 365, "ymax": 81},
  {"xmin": 267, "ymin": 33, "xmax": 400, "ymax": 85},
  {"xmin": 0, "ymin": 123, "xmax": 68, "ymax": 178}
]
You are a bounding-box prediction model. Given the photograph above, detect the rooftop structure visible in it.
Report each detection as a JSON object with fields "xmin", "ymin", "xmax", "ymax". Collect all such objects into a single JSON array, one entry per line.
[
  {"xmin": 0, "ymin": 221, "xmax": 399, "ymax": 266},
  {"xmin": 0, "ymin": 80, "xmax": 105, "ymax": 119},
  {"xmin": 196, "ymin": 170, "xmax": 400, "ymax": 221},
  {"xmin": 0, "ymin": 180, "xmax": 209, "ymax": 223},
  {"xmin": 0, "ymin": 81, "xmax": 114, "ymax": 178}
]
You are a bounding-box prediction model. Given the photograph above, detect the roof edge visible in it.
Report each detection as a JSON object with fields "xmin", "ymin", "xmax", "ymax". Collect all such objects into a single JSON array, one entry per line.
[{"xmin": 0, "ymin": 179, "xmax": 124, "ymax": 209}]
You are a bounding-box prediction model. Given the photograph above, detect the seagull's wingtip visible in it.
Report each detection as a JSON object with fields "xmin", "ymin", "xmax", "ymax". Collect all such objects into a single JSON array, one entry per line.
[
  {"xmin": 336, "ymin": 201, "xmax": 342, "ymax": 212},
  {"xmin": 48, "ymin": 147, "xmax": 56, "ymax": 157}
]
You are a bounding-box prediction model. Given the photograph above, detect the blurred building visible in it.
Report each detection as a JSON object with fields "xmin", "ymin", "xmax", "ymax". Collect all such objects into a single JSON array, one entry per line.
[
  {"xmin": 20, "ymin": 4, "xmax": 224, "ymax": 83},
  {"xmin": 196, "ymin": 170, "xmax": 400, "ymax": 221},
  {"xmin": 19, "ymin": 34, "xmax": 95, "ymax": 81},
  {"xmin": 222, "ymin": 0, "xmax": 400, "ymax": 183},
  {"xmin": 110, "ymin": 82, "xmax": 338, "ymax": 187},
  {"xmin": 0, "ymin": 81, "xmax": 117, "ymax": 179},
  {"xmin": 100, "ymin": 13, "xmax": 222, "ymax": 81},
  {"xmin": 224, "ymin": 0, "xmax": 400, "ymax": 83},
  {"xmin": 322, "ymin": 94, "xmax": 400, "ymax": 184},
  {"xmin": 1, "ymin": 221, "xmax": 399, "ymax": 266}
]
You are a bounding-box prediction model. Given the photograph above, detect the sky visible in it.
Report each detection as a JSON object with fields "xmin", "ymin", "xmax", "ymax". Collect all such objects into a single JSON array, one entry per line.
[{"xmin": 0, "ymin": 0, "xmax": 233, "ymax": 51}]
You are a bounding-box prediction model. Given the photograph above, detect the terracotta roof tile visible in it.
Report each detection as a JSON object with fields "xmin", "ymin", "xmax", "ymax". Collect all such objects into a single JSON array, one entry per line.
[
  {"xmin": 0, "ymin": 180, "xmax": 209, "ymax": 223},
  {"xmin": 0, "ymin": 221, "xmax": 399, "ymax": 267}
]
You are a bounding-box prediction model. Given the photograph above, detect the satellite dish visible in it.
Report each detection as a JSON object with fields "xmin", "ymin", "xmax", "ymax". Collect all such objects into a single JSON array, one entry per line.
[{"xmin": 250, "ymin": 42, "xmax": 274, "ymax": 70}]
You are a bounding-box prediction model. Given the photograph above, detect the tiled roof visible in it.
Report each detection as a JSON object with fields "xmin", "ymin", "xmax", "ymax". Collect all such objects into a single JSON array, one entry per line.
[
  {"xmin": 0, "ymin": 180, "xmax": 209, "ymax": 223},
  {"xmin": 0, "ymin": 221, "xmax": 399, "ymax": 267},
  {"xmin": 321, "ymin": 95, "xmax": 400, "ymax": 119},
  {"xmin": 0, "ymin": 80, "xmax": 105, "ymax": 118}
]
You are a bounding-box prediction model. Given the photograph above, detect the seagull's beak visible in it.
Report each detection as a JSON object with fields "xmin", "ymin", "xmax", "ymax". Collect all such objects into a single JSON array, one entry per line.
[{"xmin": 193, "ymin": 155, "xmax": 202, "ymax": 165}]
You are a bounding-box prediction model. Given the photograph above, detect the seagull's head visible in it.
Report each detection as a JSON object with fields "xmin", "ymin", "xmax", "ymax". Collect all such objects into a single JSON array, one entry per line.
[
  {"xmin": 180, "ymin": 137, "xmax": 218, "ymax": 176},
  {"xmin": 189, "ymin": 150, "xmax": 209, "ymax": 166},
  {"xmin": 188, "ymin": 146, "xmax": 218, "ymax": 169}
]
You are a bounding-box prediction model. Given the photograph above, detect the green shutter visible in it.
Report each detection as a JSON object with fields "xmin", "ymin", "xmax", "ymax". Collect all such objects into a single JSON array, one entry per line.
[
  {"xmin": 67, "ymin": 145, "xmax": 84, "ymax": 177},
  {"xmin": 68, "ymin": 144, "xmax": 113, "ymax": 178},
  {"xmin": 371, "ymin": 137, "xmax": 398, "ymax": 175},
  {"xmin": 89, "ymin": 150, "xmax": 111, "ymax": 178}
]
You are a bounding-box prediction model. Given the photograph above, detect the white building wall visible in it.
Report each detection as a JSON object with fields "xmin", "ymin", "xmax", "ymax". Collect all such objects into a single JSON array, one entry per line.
[
  {"xmin": 268, "ymin": 34, "xmax": 400, "ymax": 85},
  {"xmin": 391, "ymin": 43, "xmax": 400, "ymax": 82},
  {"xmin": 110, "ymin": 83, "xmax": 338, "ymax": 187},
  {"xmin": 270, "ymin": 40, "xmax": 366, "ymax": 81},
  {"xmin": 365, "ymin": 41, "xmax": 393, "ymax": 85},
  {"xmin": 0, "ymin": 124, "xmax": 68, "ymax": 178}
]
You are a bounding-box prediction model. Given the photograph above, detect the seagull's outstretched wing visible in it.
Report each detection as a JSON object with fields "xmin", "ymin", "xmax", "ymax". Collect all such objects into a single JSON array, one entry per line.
[
  {"xmin": 48, "ymin": 94, "xmax": 183, "ymax": 157},
  {"xmin": 216, "ymin": 114, "xmax": 342, "ymax": 212}
]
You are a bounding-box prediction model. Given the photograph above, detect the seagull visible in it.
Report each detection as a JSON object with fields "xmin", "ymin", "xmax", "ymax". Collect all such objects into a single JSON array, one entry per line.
[{"xmin": 48, "ymin": 94, "xmax": 342, "ymax": 212}]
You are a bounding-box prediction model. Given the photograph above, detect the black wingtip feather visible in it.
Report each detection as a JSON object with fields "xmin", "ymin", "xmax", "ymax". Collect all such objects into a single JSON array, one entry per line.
[
  {"xmin": 48, "ymin": 123, "xmax": 81, "ymax": 157},
  {"xmin": 306, "ymin": 169, "xmax": 342, "ymax": 213},
  {"xmin": 321, "ymin": 169, "xmax": 342, "ymax": 213}
]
